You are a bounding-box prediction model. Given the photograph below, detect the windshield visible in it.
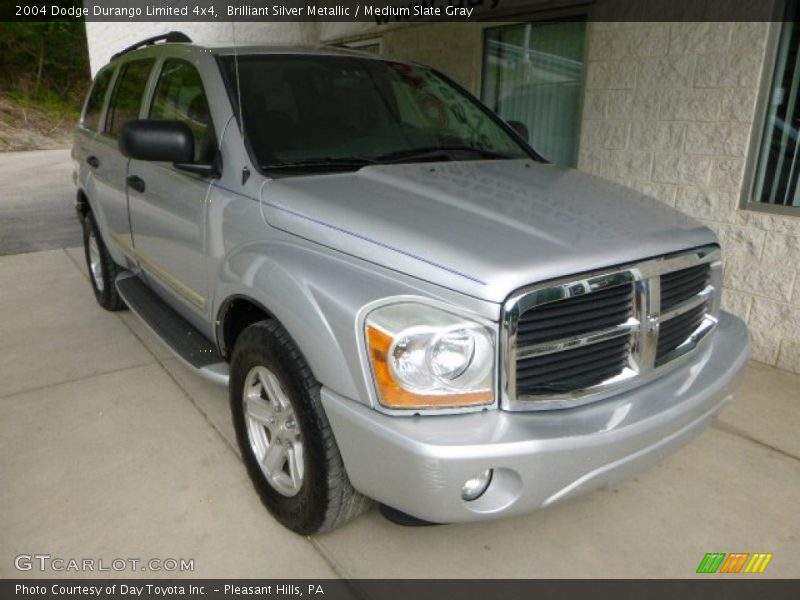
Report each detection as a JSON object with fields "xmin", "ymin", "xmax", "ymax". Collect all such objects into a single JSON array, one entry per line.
[{"xmin": 221, "ymin": 54, "xmax": 532, "ymax": 172}]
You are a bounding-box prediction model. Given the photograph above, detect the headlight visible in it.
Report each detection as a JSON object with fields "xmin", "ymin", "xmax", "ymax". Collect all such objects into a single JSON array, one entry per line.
[{"xmin": 365, "ymin": 302, "xmax": 495, "ymax": 409}]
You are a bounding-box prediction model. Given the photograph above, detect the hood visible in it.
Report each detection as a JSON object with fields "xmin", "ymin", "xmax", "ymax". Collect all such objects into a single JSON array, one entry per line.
[{"xmin": 259, "ymin": 160, "xmax": 716, "ymax": 304}]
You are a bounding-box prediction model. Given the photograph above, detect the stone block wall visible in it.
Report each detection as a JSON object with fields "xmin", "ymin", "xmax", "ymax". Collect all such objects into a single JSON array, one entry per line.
[{"xmin": 579, "ymin": 22, "xmax": 800, "ymax": 373}]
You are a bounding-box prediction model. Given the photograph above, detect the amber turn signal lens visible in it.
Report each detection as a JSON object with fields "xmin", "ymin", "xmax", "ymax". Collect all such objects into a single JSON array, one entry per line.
[{"xmin": 366, "ymin": 326, "xmax": 492, "ymax": 409}]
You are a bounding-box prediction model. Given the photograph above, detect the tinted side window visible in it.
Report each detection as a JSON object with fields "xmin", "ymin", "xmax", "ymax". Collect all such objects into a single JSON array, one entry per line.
[
  {"xmin": 104, "ymin": 58, "xmax": 155, "ymax": 138},
  {"xmin": 82, "ymin": 68, "xmax": 114, "ymax": 132},
  {"xmin": 150, "ymin": 59, "xmax": 216, "ymax": 163}
]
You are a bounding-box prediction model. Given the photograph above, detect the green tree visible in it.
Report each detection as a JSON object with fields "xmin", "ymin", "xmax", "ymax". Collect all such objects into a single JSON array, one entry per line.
[{"xmin": 0, "ymin": 21, "xmax": 90, "ymax": 108}]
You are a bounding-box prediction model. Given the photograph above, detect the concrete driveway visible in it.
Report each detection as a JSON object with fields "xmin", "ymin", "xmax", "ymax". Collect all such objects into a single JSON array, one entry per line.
[{"xmin": 1, "ymin": 150, "xmax": 798, "ymax": 579}]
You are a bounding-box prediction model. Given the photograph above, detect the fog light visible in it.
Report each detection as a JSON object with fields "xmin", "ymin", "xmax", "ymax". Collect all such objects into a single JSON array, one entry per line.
[{"xmin": 461, "ymin": 469, "xmax": 493, "ymax": 501}]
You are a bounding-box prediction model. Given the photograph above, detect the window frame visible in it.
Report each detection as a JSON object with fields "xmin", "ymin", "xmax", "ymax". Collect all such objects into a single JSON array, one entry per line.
[
  {"xmin": 146, "ymin": 57, "xmax": 218, "ymax": 164},
  {"xmin": 80, "ymin": 66, "xmax": 116, "ymax": 134},
  {"xmin": 741, "ymin": 17, "xmax": 800, "ymax": 217},
  {"xmin": 101, "ymin": 57, "xmax": 157, "ymax": 140}
]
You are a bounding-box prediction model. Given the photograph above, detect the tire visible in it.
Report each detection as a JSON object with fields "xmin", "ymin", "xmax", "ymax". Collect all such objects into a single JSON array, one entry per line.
[
  {"xmin": 82, "ymin": 211, "xmax": 126, "ymax": 311},
  {"xmin": 230, "ymin": 320, "xmax": 371, "ymax": 535}
]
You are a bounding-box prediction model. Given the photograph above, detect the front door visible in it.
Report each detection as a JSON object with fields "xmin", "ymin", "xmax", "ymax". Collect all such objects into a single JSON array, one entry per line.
[{"xmin": 127, "ymin": 58, "xmax": 219, "ymax": 316}]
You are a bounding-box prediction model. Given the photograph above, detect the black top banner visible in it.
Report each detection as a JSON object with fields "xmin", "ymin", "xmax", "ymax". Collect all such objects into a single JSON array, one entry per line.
[{"xmin": 0, "ymin": 0, "xmax": 785, "ymax": 23}]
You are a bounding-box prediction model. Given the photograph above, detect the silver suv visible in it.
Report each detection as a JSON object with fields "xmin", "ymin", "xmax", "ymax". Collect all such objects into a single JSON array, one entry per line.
[{"xmin": 72, "ymin": 33, "xmax": 750, "ymax": 534}]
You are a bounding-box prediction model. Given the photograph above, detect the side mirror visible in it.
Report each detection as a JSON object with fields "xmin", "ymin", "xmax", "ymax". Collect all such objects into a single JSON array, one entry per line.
[
  {"xmin": 508, "ymin": 120, "xmax": 529, "ymax": 143},
  {"xmin": 120, "ymin": 119, "xmax": 194, "ymax": 163},
  {"xmin": 119, "ymin": 119, "xmax": 220, "ymax": 178}
]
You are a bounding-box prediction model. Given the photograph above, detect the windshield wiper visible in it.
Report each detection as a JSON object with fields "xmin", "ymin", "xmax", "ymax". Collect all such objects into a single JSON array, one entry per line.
[
  {"xmin": 262, "ymin": 147, "xmax": 516, "ymax": 173},
  {"xmin": 262, "ymin": 156, "xmax": 377, "ymax": 172},
  {"xmin": 376, "ymin": 145, "xmax": 516, "ymax": 163}
]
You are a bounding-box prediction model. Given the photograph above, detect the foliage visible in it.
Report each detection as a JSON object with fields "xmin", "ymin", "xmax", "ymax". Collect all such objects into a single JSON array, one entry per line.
[{"xmin": 0, "ymin": 21, "xmax": 90, "ymax": 115}]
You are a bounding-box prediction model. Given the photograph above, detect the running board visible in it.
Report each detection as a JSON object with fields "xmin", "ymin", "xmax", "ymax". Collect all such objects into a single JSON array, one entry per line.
[{"xmin": 116, "ymin": 272, "xmax": 229, "ymax": 386}]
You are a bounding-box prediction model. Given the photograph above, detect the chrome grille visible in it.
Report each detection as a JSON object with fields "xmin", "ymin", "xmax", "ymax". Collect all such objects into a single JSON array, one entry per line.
[
  {"xmin": 660, "ymin": 264, "xmax": 711, "ymax": 310},
  {"xmin": 516, "ymin": 284, "xmax": 634, "ymax": 346},
  {"xmin": 501, "ymin": 246, "xmax": 722, "ymax": 411},
  {"xmin": 656, "ymin": 302, "xmax": 709, "ymax": 366},
  {"xmin": 515, "ymin": 284, "xmax": 634, "ymax": 395},
  {"xmin": 517, "ymin": 336, "xmax": 631, "ymax": 395}
]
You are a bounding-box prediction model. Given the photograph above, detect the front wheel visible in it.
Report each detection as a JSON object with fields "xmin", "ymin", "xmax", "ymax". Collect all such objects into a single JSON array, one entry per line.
[{"xmin": 230, "ymin": 320, "xmax": 371, "ymax": 534}]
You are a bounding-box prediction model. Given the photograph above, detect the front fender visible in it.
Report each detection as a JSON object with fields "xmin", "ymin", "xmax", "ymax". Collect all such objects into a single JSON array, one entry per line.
[{"xmin": 213, "ymin": 234, "xmax": 500, "ymax": 407}]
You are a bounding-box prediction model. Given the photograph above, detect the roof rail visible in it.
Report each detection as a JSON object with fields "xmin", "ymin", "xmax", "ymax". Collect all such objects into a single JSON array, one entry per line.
[{"xmin": 111, "ymin": 31, "xmax": 192, "ymax": 61}]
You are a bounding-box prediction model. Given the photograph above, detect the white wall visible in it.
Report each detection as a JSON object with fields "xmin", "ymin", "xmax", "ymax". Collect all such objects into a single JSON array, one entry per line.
[{"xmin": 84, "ymin": 22, "xmax": 318, "ymax": 75}]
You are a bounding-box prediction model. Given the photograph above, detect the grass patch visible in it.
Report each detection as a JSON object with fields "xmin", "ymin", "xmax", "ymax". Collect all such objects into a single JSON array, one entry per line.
[
  {"xmin": 0, "ymin": 89, "xmax": 79, "ymax": 151},
  {"xmin": 4, "ymin": 88, "xmax": 81, "ymax": 123}
]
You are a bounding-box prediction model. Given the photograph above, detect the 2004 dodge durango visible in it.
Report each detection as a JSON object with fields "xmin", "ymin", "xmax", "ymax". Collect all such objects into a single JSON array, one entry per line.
[{"xmin": 72, "ymin": 33, "xmax": 750, "ymax": 534}]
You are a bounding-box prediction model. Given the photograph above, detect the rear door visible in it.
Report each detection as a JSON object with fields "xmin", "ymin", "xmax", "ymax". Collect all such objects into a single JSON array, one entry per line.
[
  {"xmin": 126, "ymin": 57, "xmax": 219, "ymax": 316},
  {"xmin": 74, "ymin": 66, "xmax": 115, "ymax": 204},
  {"xmin": 89, "ymin": 57, "xmax": 155, "ymax": 260}
]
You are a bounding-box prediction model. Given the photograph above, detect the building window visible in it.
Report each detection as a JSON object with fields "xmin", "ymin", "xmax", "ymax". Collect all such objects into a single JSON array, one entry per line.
[
  {"xmin": 750, "ymin": 11, "xmax": 800, "ymax": 211},
  {"xmin": 481, "ymin": 19, "xmax": 587, "ymax": 167}
]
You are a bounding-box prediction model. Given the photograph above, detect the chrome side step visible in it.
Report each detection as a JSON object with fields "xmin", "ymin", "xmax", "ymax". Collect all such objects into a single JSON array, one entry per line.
[{"xmin": 116, "ymin": 272, "xmax": 229, "ymax": 386}]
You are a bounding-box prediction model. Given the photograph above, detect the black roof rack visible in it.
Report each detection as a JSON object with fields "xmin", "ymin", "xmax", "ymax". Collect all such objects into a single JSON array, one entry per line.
[{"xmin": 111, "ymin": 31, "xmax": 192, "ymax": 61}]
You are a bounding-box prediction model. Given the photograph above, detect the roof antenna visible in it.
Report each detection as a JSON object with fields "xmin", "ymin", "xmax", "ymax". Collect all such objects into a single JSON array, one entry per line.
[{"xmin": 232, "ymin": 22, "xmax": 249, "ymax": 185}]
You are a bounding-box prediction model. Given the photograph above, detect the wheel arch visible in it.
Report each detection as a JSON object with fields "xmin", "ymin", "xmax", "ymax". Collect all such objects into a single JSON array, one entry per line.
[
  {"xmin": 74, "ymin": 181, "xmax": 126, "ymax": 266},
  {"xmin": 214, "ymin": 283, "xmax": 370, "ymax": 406},
  {"xmin": 215, "ymin": 294, "xmax": 274, "ymax": 361},
  {"xmin": 76, "ymin": 188, "xmax": 90, "ymax": 221},
  {"xmin": 210, "ymin": 239, "xmax": 399, "ymax": 407}
]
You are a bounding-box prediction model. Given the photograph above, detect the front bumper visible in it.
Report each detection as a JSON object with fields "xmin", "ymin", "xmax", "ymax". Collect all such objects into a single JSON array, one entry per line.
[{"xmin": 321, "ymin": 311, "xmax": 750, "ymax": 523}]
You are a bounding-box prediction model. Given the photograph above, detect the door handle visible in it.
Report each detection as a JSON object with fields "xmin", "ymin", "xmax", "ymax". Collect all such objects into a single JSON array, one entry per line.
[
  {"xmin": 126, "ymin": 175, "xmax": 146, "ymax": 193},
  {"xmin": 86, "ymin": 155, "xmax": 100, "ymax": 168}
]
